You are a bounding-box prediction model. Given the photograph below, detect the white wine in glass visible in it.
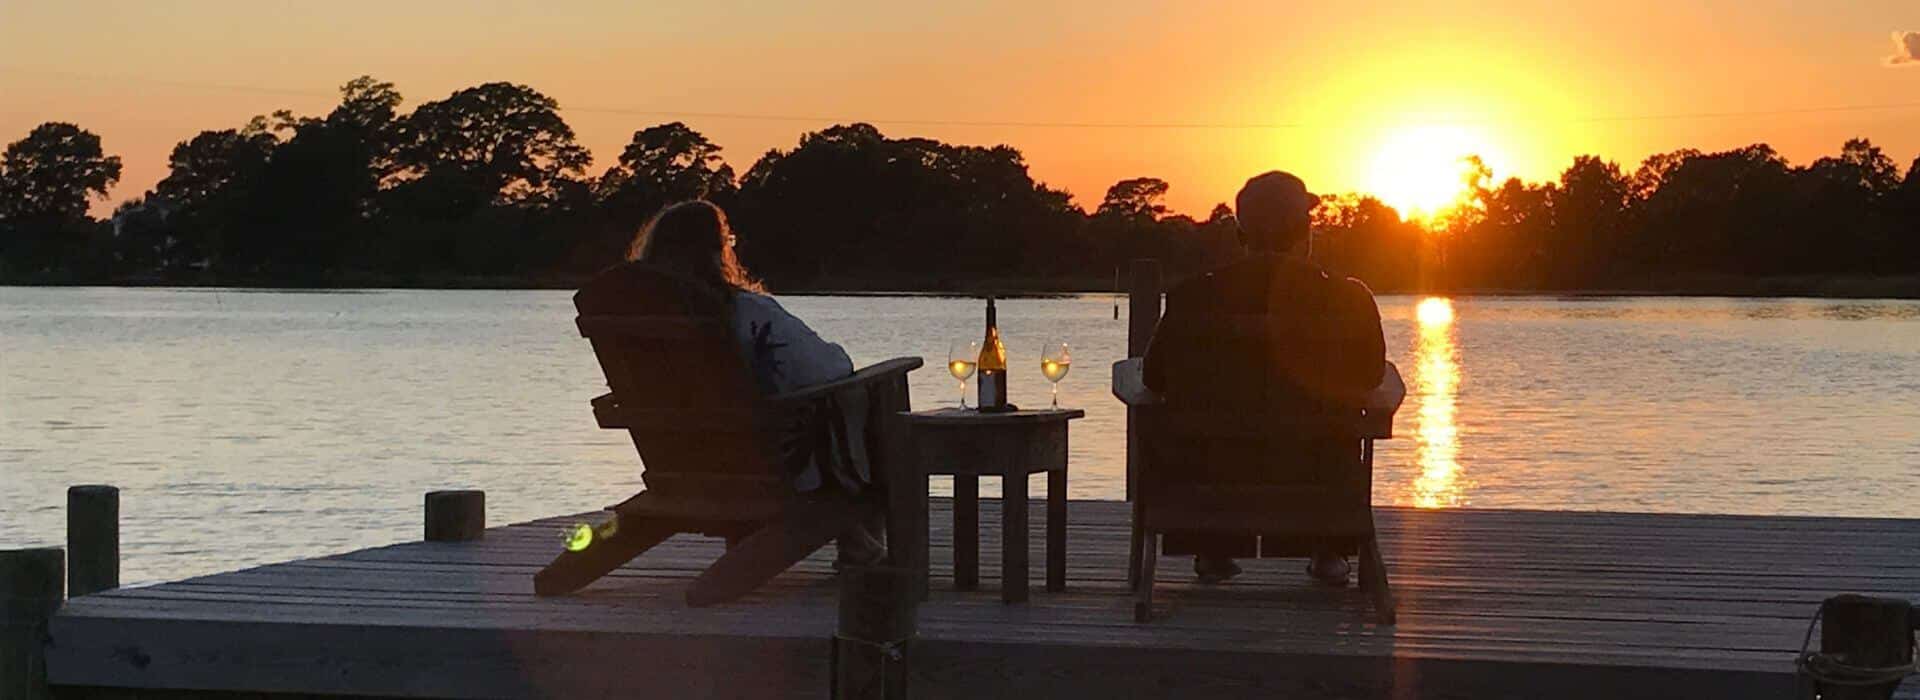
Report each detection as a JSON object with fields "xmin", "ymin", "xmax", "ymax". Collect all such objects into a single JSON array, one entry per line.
[
  {"xmin": 948, "ymin": 340, "xmax": 980, "ymax": 409},
  {"xmin": 1040, "ymin": 341, "xmax": 1071, "ymax": 408}
]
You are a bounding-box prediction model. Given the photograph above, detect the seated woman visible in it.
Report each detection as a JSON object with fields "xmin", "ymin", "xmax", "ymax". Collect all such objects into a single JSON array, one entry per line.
[
  {"xmin": 626, "ymin": 201, "xmax": 882, "ymax": 563},
  {"xmin": 629, "ymin": 200, "xmax": 853, "ymax": 408}
]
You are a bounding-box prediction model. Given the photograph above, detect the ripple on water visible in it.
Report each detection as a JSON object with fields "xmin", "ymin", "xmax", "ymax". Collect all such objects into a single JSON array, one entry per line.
[{"xmin": 3, "ymin": 289, "xmax": 1918, "ymax": 582}]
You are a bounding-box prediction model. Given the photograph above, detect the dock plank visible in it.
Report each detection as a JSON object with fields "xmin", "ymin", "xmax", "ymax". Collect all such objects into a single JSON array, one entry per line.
[{"xmin": 47, "ymin": 500, "xmax": 1920, "ymax": 699}]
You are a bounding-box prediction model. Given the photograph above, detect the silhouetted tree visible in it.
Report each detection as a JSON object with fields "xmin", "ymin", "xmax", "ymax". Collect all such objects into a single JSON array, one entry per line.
[
  {"xmin": 390, "ymin": 82, "xmax": 590, "ymax": 210},
  {"xmin": 0, "ymin": 123, "xmax": 123, "ymax": 274},
  {"xmin": 1894, "ymin": 157, "xmax": 1920, "ymax": 268},
  {"xmin": 733, "ymin": 123, "xmax": 1087, "ymax": 287},
  {"xmin": 1313, "ymin": 194, "xmax": 1423, "ymax": 289},
  {"xmin": 1096, "ymin": 178, "xmax": 1171, "ymax": 219},
  {"xmin": 107, "ymin": 196, "xmax": 176, "ymax": 276},
  {"xmin": 0, "ymin": 123, "xmax": 123, "ymax": 221},
  {"xmin": 590, "ymin": 122, "xmax": 739, "ymax": 263},
  {"xmin": 379, "ymin": 82, "xmax": 590, "ymax": 274},
  {"xmin": 151, "ymin": 119, "xmax": 280, "ymax": 271},
  {"xmin": 1545, "ymin": 156, "xmax": 1631, "ymax": 286},
  {"xmin": 7, "ymin": 76, "xmax": 1920, "ymax": 290},
  {"xmin": 1629, "ymin": 149, "xmax": 1701, "ymax": 203},
  {"xmin": 178, "ymin": 78, "xmax": 409, "ymax": 278}
]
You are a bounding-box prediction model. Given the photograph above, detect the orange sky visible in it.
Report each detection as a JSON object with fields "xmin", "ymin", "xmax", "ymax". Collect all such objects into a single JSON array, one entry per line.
[{"xmin": 3, "ymin": 1, "xmax": 1917, "ymax": 217}]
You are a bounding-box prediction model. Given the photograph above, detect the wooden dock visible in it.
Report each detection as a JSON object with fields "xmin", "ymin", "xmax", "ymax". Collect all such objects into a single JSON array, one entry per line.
[{"xmin": 43, "ymin": 499, "xmax": 1920, "ymax": 699}]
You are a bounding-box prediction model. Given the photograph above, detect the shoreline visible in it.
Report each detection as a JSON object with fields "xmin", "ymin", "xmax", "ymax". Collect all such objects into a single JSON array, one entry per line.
[{"xmin": 5, "ymin": 273, "xmax": 1920, "ymax": 300}]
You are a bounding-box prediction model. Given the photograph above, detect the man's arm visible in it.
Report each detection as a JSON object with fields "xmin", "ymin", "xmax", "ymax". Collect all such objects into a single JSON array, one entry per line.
[{"xmin": 1342, "ymin": 278, "xmax": 1387, "ymax": 396}]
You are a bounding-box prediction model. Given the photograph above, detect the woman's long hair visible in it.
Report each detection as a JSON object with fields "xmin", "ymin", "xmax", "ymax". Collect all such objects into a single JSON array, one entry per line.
[{"xmin": 628, "ymin": 201, "xmax": 766, "ymax": 295}]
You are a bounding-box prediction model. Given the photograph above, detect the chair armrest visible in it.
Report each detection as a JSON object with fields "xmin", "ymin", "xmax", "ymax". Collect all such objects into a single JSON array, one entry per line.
[
  {"xmin": 1112, "ymin": 357, "xmax": 1162, "ymax": 406},
  {"xmin": 768, "ymin": 357, "xmax": 924, "ymax": 405}
]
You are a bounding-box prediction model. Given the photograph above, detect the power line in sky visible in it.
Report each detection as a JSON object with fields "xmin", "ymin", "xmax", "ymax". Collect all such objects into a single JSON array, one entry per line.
[{"xmin": 5, "ymin": 64, "xmax": 1920, "ymax": 130}]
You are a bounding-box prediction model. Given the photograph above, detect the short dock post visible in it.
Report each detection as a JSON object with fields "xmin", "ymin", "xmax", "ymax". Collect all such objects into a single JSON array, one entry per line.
[
  {"xmin": 1803, "ymin": 594, "xmax": 1916, "ymax": 700},
  {"xmin": 67, "ymin": 485, "xmax": 119, "ymax": 596},
  {"xmin": 425, "ymin": 490, "xmax": 486, "ymax": 542},
  {"xmin": 833, "ymin": 565, "xmax": 918, "ymax": 699},
  {"xmin": 1125, "ymin": 258, "xmax": 1161, "ymax": 503},
  {"xmin": 1, "ymin": 547, "xmax": 65, "ymax": 700}
]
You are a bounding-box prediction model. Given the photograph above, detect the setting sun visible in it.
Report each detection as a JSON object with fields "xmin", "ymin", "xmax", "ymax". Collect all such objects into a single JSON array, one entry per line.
[{"xmin": 1366, "ymin": 125, "xmax": 1505, "ymax": 219}]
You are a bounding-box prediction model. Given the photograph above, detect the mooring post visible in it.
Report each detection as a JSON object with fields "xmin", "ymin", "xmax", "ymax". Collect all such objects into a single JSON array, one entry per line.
[
  {"xmin": 1, "ymin": 547, "xmax": 65, "ymax": 700},
  {"xmin": 425, "ymin": 490, "xmax": 486, "ymax": 542},
  {"xmin": 1803, "ymin": 594, "xmax": 1916, "ymax": 700},
  {"xmin": 832, "ymin": 565, "xmax": 918, "ymax": 700},
  {"xmin": 1125, "ymin": 258, "xmax": 1162, "ymax": 503},
  {"xmin": 67, "ymin": 485, "xmax": 119, "ymax": 597}
]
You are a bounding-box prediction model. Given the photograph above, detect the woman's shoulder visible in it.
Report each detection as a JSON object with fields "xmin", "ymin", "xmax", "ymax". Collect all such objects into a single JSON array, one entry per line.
[{"xmin": 732, "ymin": 290, "xmax": 783, "ymax": 312}]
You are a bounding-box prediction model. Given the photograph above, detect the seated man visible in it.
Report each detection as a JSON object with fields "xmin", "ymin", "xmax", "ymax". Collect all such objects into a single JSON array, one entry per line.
[{"xmin": 1142, "ymin": 170, "xmax": 1404, "ymax": 586}]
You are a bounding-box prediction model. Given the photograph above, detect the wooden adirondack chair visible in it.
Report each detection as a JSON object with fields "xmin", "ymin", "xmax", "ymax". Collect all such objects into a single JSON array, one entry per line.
[
  {"xmin": 1114, "ymin": 339, "xmax": 1398, "ymax": 625},
  {"xmin": 533, "ymin": 263, "xmax": 922, "ymax": 605}
]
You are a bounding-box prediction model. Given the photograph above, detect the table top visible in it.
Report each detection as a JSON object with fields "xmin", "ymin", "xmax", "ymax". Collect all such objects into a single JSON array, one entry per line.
[{"xmin": 904, "ymin": 407, "xmax": 1086, "ymax": 426}]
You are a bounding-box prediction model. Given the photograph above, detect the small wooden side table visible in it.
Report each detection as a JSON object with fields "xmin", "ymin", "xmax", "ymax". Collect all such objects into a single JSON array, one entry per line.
[{"xmin": 900, "ymin": 407, "xmax": 1084, "ymax": 604}]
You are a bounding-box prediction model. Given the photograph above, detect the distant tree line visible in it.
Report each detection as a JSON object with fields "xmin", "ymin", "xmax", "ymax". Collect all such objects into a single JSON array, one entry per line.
[
  {"xmin": 1311, "ymin": 144, "xmax": 1920, "ymax": 292},
  {"xmin": 2, "ymin": 75, "xmax": 1917, "ymax": 292}
]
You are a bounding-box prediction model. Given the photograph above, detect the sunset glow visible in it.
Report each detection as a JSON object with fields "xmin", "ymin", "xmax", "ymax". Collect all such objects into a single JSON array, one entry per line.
[
  {"xmin": 1411, "ymin": 297, "xmax": 1466, "ymax": 508},
  {"xmin": 1, "ymin": 1, "xmax": 1916, "ymax": 219},
  {"xmin": 1366, "ymin": 125, "xmax": 1503, "ymax": 219},
  {"xmin": 1416, "ymin": 296, "xmax": 1457, "ymax": 326}
]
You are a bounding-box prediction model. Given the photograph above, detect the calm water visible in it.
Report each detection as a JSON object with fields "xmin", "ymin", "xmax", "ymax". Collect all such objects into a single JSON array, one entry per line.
[{"xmin": 4, "ymin": 287, "xmax": 1919, "ymax": 583}]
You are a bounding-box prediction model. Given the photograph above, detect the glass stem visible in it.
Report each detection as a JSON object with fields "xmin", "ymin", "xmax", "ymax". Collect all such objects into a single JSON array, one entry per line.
[
  {"xmin": 1051, "ymin": 383, "xmax": 1059, "ymax": 408},
  {"xmin": 959, "ymin": 380, "xmax": 967, "ymax": 409}
]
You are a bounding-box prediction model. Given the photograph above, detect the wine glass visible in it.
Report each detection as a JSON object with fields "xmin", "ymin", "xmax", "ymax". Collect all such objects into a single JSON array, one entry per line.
[
  {"xmin": 948, "ymin": 340, "xmax": 980, "ymax": 409},
  {"xmin": 1040, "ymin": 341, "xmax": 1071, "ymax": 409}
]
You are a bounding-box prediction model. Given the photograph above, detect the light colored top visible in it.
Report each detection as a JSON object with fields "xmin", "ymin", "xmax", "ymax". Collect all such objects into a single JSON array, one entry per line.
[
  {"xmin": 730, "ymin": 292, "xmax": 855, "ymax": 492},
  {"xmin": 731, "ymin": 292, "xmax": 854, "ymax": 395}
]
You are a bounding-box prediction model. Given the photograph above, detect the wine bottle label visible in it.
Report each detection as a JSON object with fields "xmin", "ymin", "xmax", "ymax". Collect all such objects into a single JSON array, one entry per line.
[{"xmin": 979, "ymin": 370, "xmax": 1008, "ymax": 409}]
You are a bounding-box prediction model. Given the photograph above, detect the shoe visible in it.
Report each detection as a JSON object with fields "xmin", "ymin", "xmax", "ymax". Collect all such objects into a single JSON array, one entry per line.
[
  {"xmin": 1307, "ymin": 555, "xmax": 1350, "ymax": 587},
  {"xmin": 1194, "ymin": 556, "xmax": 1243, "ymax": 584}
]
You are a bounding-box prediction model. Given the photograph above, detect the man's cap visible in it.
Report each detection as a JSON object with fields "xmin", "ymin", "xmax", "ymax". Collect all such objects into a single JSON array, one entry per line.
[{"xmin": 1236, "ymin": 171, "xmax": 1320, "ymax": 215}]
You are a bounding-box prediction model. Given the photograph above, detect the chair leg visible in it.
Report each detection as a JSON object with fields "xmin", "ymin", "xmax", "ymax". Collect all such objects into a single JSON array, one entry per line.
[
  {"xmin": 1133, "ymin": 530, "xmax": 1158, "ymax": 623},
  {"xmin": 534, "ymin": 515, "xmax": 674, "ymax": 597},
  {"xmin": 1127, "ymin": 524, "xmax": 1142, "ymax": 592},
  {"xmin": 1359, "ymin": 535, "xmax": 1396, "ymax": 625},
  {"xmin": 1127, "ymin": 499, "xmax": 1145, "ymax": 592},
  {"xmin": 687, "ymin": 499, "xmax": 870, "ymax": 607}
]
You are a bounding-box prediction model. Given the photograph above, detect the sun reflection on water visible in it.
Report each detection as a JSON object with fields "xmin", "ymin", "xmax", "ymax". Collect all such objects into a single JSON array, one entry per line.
[{"xmin": 1411, "ymin": 297, "xmax": 1467, "ymax": 507}]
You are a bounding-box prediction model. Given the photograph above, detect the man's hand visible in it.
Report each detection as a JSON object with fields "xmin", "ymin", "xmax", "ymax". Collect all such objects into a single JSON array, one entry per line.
[
  {"xmin": 1366, "ymin": 361, "xmax": 1406, "ymax": 415},
  {"xmin": 1111, "ymin": 357, "xmax": 1162, "ymax": 405}
]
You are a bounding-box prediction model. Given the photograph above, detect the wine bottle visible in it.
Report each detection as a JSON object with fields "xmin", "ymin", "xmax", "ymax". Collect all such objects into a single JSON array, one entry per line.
[{"xmin": 977, "ymin": 296, "xmax": 1010, "ymax": 411}]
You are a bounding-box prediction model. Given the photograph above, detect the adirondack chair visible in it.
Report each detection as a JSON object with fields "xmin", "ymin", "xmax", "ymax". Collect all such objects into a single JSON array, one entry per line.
[
  {"xmin": 1113, "ymin": 323, "xmax": 1398, "ymax": 625},
  {"xmin": 534, "ymin": 263, "xmax": 923, "ymax": 605}
]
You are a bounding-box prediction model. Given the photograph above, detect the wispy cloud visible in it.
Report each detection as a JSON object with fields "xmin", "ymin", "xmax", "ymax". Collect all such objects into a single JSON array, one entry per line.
[{"xmin": 1889, "ymin": 31, "xmax": 1920, "ymax": 66}]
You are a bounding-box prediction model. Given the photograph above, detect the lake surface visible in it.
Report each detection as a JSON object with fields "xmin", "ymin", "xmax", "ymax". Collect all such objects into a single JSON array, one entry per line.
[{"xmin": 4, "ymin": 287, "xmax": 1919, "ymax": 584}]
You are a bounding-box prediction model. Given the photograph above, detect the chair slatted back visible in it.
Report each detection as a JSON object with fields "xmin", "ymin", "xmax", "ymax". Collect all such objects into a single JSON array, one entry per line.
[
  {"xmin": 1142, "ymin": 313, "xmax": 1371, "ymax": 511},
  {"xmin": 573, "ymin": 263, "xmax": 787, "ymax": 501}
]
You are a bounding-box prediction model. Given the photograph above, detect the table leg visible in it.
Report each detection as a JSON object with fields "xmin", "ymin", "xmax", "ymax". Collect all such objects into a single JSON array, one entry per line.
[
  {"xmin": 954, "ymin": 475, "xmax": 978, "ymax": 591},
  {"xmin": 1003, "ymin": 472, "xmax": 1029, "ymax": 604},
  {"xmin": 1047, "ymin": 469, "xmax": 1066, "ymax": 592},
  {"xmin": 918, "ymin": 473, "xmax": 931, "ymax": 600}
]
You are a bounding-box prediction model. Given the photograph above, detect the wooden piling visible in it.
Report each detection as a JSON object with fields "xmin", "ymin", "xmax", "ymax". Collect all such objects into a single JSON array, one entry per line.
[
  {"xmin": 425, "ymin": 490, "xmax": 486, "ymax": 542},
  {"xmin": 67, "ymin": 485, "xmax": 119, "ymax": 597},
  {"xmin": 1806, "ymin": 594, "xmax": 1916, "ymax": 700},
  {"xmin": 1, "ymin": 547, "xmax": 65, "ymax": 700},
  {"xmin": 1124, "ymin": 258, "xmax": 1162, "ymax": 503},
  {"xmin": 832, "ymin": 565, "xmax": 918, "ymax": 700}
]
